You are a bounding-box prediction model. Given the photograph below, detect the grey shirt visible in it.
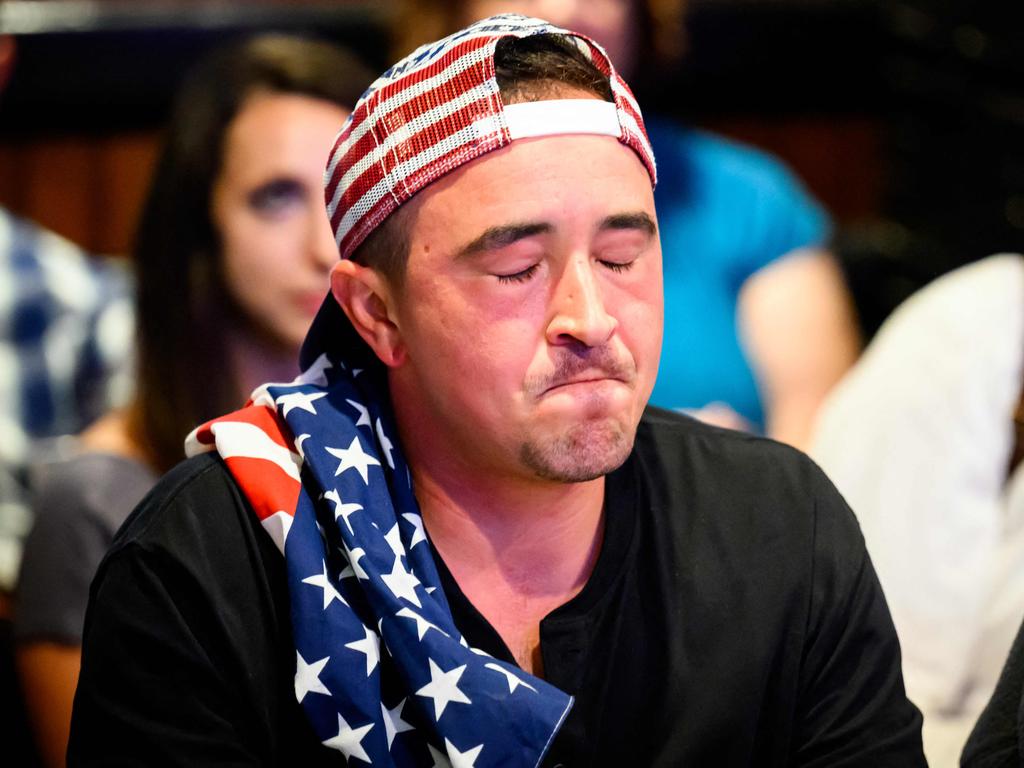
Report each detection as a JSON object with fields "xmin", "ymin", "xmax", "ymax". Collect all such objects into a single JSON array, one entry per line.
[{"xmin": 15, "ymin": 451, "xmax": 156, "ymax": 643}]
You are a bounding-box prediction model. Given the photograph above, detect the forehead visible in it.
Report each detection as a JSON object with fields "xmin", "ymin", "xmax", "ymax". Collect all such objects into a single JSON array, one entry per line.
[
  {"xmin": 221, "ymin": 93, "xmax": 348, "ymax": 178},
  {"xmin": 405, "ymin": 133, "xmax": 656, "ymax": 250}
]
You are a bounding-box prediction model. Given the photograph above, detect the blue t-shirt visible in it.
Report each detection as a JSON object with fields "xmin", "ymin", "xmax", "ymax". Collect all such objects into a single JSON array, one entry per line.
[{"xmin": 646, "ymin": 118, "xmax": 829, "ymax": 428}]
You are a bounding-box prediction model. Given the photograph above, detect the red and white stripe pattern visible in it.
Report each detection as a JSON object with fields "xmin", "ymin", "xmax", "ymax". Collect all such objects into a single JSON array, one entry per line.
[
  {"xmin": 323, "ymin": 13, "xmax": 657, "ymax": 262},
  {"xmin": 186, "ymin": 399, "xmax": 302, "ymax": 554}
]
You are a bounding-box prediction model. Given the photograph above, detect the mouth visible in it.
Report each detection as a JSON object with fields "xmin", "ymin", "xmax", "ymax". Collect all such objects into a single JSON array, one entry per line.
[
  {"xmin": 541, "ymin": 374, "xmax": 626, "ymax": 396},
  {"xmin": 530, "ymin": 350, "xmax": 638, "ymax": 401}
]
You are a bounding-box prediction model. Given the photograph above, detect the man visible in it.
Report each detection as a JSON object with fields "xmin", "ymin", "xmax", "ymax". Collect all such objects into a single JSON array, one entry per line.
[{"xmin": 70, "ymin": 15, "xmax": 925, "ymax": 766}]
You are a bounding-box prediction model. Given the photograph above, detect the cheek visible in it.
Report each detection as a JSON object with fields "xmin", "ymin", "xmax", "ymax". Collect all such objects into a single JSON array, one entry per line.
[
  {"xmin": 221, "ymin": 213, "xmax": 301, "ymax": 285},
  {"xmin": 213, "ymin": 196, "xmax": 303, "ymax": 335},
  {"xmin": 612, "ymin": 275, "xmax": 664, "ymax": 362},
  {"xmin": 625, "ymin": 300, "xmax": 663, "ymax": 363},
  {"xmin": 220, "ymin": 206, "xmax": 262, "ymax": 268},
  {"xmin": 219, "ymin": 234, "xmax": 296, "ymax": 334},
  {"xmin": 403, "ymin": 281, "xmax": 537, "ymax": 395}
]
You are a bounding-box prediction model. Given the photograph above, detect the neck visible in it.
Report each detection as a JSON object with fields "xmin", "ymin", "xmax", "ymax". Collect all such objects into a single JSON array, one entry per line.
[
  {"xmin": 391, "ymin": 386, "xmax": 607, "ymax": 579},
  {"xmin": 81, "ymin": 408, "xmax": 152, "ymax": 468},
  {"xmin": 409, "ymin": 451, "xmax": 606, "ymax": 676},
  {"xmin": 225, "ymin": 322, "xmax": 299, "ymax": 400},
  {"xmin": 414, "ymin": 465, "xmax": 606, "ymax": 589}
]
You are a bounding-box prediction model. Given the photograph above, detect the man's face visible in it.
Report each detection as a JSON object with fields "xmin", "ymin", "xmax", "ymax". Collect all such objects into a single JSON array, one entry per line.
[{"xmin": 386, "ymin": 132, "xmax": 662, "ymax": 485}]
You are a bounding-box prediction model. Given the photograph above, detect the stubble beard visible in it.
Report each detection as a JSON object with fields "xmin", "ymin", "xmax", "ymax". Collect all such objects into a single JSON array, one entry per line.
[
  {"xmin": 518, "ymin": 344, "xmax": 643, "ymax": 482},
  {"xmin": 519, "ymin": 417, "xmax": 634, "ymax": 483}
]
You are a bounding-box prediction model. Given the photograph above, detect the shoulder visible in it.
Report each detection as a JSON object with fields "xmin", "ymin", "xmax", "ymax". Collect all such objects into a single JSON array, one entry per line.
[
  {"xmin": 106, "ymin": 452, "xmax": 249, "ymax": 559},
  {"xmin": 632, "ymin": 407, "xmax": 858, "ymax": 559},
  {"xmin": 646, "ymin": 119, "xmax": 829, "ymax": 265},
  {"xmin": 636, "ymin": 406, "xmax": 828, "ymax": 494},
  {"xmin": 30, "ymin": 451, "xmax": 156, "ymax": 536},
  {"xmin": 96, "ymin": 450, "xmax": 287, "ymax": 604},
  {"xmin": 88, "ymin": 451, "xmax": 284, "ymax": 637},
  {"xmin": 648, "ymin": 118, "xmax": 818, "ymax": 204},
  {"xmin": 631, "ymin": 410, "xmax": 883, "ymax": 643},
  {"xmin": 815, "ymin": 255, "xmax": 1024, "ymax": 442},
  {"xmin": 879, "ymin": 253, "xmax": 1023, "ymax": 340},
  {"xmin": 812, "ymin": 255, "xmax": 1024, "ymax": 514}
]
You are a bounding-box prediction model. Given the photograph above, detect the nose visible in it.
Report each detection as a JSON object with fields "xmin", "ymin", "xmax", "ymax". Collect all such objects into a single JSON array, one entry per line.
[
  {"xmin": 545, "ymin": 254, "xmax": 617, "ymax": 348},
  {"xmin": 311, "ymin": 205, "xmax": 340, "ymax": 273}
]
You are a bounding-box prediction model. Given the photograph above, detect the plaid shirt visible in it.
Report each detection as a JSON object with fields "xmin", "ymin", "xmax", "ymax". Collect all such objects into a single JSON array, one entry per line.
[{"xmin": 0, "ymin": 208, "xmax": 133, "ymax": 589}]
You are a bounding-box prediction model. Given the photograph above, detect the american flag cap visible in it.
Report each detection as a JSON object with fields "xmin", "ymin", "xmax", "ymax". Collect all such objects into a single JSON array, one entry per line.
[{"xmin": 300, "ymin": 12, "xmax": 656, "ymax": 370}]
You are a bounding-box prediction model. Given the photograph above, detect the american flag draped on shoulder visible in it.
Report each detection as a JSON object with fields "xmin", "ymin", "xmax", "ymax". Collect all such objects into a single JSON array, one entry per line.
[{"xmin": 185, "ymin": 353, "xmax": 572, "ymax": 767}]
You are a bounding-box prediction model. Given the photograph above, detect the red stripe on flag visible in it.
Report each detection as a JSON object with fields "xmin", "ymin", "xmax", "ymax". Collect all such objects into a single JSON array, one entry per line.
[{"xmin": 223, "ymin": 455, "xmax": 301, "ymax": 523}]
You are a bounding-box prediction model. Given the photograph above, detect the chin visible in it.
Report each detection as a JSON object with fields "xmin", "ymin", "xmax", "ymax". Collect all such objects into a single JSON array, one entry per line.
[{"xmin": 519, "ymin": 416, "xmax": 635, "ymax": 483}]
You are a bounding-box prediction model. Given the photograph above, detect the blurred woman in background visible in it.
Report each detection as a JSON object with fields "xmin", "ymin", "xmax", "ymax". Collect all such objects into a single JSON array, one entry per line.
[{"xmin": 13, "ymin": 34, "xmax": 370, "ymax": 765}]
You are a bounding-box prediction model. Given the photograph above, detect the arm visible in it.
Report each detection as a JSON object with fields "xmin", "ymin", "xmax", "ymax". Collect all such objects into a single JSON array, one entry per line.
[
  {"xmin": 14, "ymin": 456, "xmax": 121, "ymax": 768},
  {"xmin": 67, "ymin": 457, "xmax": 326, "ymax": 767},
  {"xmin": 961, "ymin": 617, "xmax": 1024, "ymax": 767},
  {"xmin": 793, "ymin": 464, "xmax": 926, "ymax": 767},
  {"xmin": 69, "ymin": 543, "xmax": 267, "ymax": 766},
  {"xmin": 16, "ymin": 643, "xmax": 80, "ymax": 768},
  {"xmin": 737, "ymin": 247, "xmax": 861, "ymax": 451}
]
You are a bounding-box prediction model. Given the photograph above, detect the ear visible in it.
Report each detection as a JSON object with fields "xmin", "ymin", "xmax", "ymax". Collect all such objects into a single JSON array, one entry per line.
[{"xmin": 330, "ymin": 260, "xmax": 406, "ymax": 367}]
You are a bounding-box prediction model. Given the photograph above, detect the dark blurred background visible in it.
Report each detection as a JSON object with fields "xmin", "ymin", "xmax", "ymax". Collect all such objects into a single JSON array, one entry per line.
[{"xmin": 1, "ymin": 0, "xmax": 1022, "ymax": 337}]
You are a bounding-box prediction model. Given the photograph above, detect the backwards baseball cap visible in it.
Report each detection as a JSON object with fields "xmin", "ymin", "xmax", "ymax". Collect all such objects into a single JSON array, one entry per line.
[{"xmin": 300, "ymin": 13, "xmax": 657, "ymax": 370}]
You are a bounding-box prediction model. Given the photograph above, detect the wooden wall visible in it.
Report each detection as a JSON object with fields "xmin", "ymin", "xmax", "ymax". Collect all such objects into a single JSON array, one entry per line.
[{"xmin": 0, "ymin": 132, "xmax": 160, "ymax": 257}]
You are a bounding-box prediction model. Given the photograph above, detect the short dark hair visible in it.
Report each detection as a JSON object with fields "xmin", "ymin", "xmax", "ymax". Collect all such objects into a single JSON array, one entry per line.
[
  {"xmin": 494, "ymin": 34, "xmax": 614, "ymax": 104},
  {"xmin": 129, "ymin": 35, "xmax": 371, "ymax": 472},
  {"xmin": 352, "ymin": 33, "xmax": 612, "ymax": 286}
]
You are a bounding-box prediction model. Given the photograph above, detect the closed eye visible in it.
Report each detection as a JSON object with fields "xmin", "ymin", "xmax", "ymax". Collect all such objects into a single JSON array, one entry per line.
[
  {"xmin": 496, "ymin": 263, "xmax": 540, "ymax": 284},
  {"xmin": 601, "ymin": 260, "xmax": 635, "ymax": 273}
]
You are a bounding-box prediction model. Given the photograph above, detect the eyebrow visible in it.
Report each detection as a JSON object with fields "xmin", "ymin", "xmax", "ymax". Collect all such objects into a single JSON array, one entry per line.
[
  {"xmin": 455, "ymin": 222, "xmax": 551, "ymax": 260},
  {"xmin": 599, "ymin": 211, "xmax": 657, "ymax": 237},
  {"xmin": 454, "ymin": 211, "xmax": 657, "ymax": 260}
]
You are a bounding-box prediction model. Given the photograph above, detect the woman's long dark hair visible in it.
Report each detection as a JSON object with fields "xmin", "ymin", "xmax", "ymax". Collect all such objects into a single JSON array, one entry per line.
[{"xmin": 129, "ymin": 35, "xmax": 371, "ymax": 472}]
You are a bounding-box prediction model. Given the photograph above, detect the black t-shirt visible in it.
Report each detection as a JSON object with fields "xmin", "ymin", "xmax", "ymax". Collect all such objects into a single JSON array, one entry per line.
[
  {"xmin": 962, "ymin": 617, "xmax": 1024, "ymax": 766},
  {"xmin": 69, "ymin": 409, "xmax": 925, "ymax": 766}
]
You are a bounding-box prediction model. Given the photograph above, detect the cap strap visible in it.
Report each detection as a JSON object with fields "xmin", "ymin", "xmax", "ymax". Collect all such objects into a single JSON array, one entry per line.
[{"xmin": 501, "ymin": 99, "xmax": 621, "ymax": 141}]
